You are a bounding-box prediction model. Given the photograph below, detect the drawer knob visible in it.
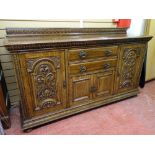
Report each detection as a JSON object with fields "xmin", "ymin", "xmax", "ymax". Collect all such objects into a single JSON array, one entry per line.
[
  {"xmin": 90, "ymin": 86, "xmax": 97, "ymax": 92},
  {"xmin": 80, "ymin": 65, "xmax": 87, "ymax": 73},
  {"xmin": 79, "ymin": 51, "xmax": 87, "ymax": 59},
  {"xmin": 105, "ymin": 50, "xmax": 112, "ymax": 56},
  {"xmin": 103, "ymin": 63, "xmax": 111, "ymax": 69}
]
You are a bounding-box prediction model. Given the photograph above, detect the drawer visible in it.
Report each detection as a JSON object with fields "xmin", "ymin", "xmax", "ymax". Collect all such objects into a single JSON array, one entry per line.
[
  {"xmin": 69, "ymin": 59, "xmax": 117, "ymax": 75},
  {"xmin": 68, "ymin": 46, "xmax": 118, "ymax": 62}
]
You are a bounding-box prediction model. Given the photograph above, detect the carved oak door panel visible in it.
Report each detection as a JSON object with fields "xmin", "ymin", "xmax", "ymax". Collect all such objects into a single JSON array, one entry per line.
[
  {"xmin": 19, "ymin": 51, "xmax": 66, "ymax": 117},
  {"xmin": 116, "ymin": 44, "xmax": 146, "ymax": 93},
  {"xmin": 69, "ymin": 75, "xmax": 93, "ymax": 106},
  {"xmin": 93, "ymin": 71, "xmax": 115, "ymax": 100}
]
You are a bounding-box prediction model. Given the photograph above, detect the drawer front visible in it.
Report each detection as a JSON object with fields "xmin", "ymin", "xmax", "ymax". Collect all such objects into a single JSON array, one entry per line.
[
  {"xmin": 68, "ymin": 46, "xmax": 118, "ymax": 62},
  {"xmin": 69, "ymin": 59, "xmax": 117, "ymax": 75}
]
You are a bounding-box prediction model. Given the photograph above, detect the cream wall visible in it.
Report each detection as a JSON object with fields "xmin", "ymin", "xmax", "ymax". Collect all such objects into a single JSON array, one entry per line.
[
  {"xmin": 127, "ymin": 19, "xmax": 146, "ymax": 36},
  {"xmin": 0, "ymin": 19, "xmax": 115, "ymax": 29},
  {"xmin": 0, "ymin": 19, "xmax": 116, "ymax": 106},
  {"xmin": 146, "ymin": 19, "xmax": 155, "ymax": 81}
]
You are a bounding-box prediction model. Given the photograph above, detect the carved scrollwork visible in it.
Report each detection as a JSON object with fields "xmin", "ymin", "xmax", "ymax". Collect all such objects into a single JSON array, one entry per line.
[
  {"xmin": 26, "ymin": 57, "xmax": 61, "ymax": 111},
  {"xmin": 123, "ymin": 48, "xmax": 138, "ymax": 66},
  {"xmin": 119, "ymin": 47, "xmax": 141, "ymax": 89},
  {"xmin": 27, "ymin": 56, "xmax": 60, "ymax": 73}
]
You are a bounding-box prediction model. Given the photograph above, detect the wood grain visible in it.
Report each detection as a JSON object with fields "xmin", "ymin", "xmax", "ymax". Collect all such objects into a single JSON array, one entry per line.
[
  {"xmin": 4, "ymin": 28, "xmax": 152, "ymax": 130},
  {"xmin": 68, "ymin": 46, "xmax": 118, "ymax": 62}
]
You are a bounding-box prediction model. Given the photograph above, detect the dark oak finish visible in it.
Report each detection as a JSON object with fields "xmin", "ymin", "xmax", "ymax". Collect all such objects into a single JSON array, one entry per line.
[
  {"xmin": 5, "ymin": 28, "xmax": 152, "ymax": 130},
  {"xmin": 68, "ymin": 46, "xmax": 118, "ymax": 62},
  {"xmin": 94, "ymin": 71, "xmax": 115, "ymax": 99},
  {"xmin": 69, "ymin": 59, "xmax": 117, "ymax": 75},
  {"xmin": 116, "ymin": 44, "xmax": 146, "ymax": 93},
  {"xmin": 69, "ymin": 74, "xmax": 93, "ymax": 106},
  {"xmin": 16, "ymin": 51, "xmax": 67, "ymax": 118}
]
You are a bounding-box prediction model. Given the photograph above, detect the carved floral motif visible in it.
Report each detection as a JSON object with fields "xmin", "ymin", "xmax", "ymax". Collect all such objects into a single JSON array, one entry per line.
[
  {"xmin": 27, "ymin": 57, "xmax": 60, "ymax": 111},
  {"xmin": 27, "ymin": 57, "xmax": 60, "ymax": 72},
  {"xmin": 119, "ymin": 48, "xmax": 140, "ymax": 88}
]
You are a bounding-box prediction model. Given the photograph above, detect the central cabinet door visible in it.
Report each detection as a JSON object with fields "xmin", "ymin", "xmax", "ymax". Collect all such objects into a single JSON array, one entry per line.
[
  {"xmin": 93, "ymin": 71, "xmax": 115, "ymax": 100},
  {"xmin": 19, "ymin": 51, "xmax": 66, "ymax": 117},
  {"xmin": 69, "ymin": 75, "xmax": 93, "ymax": 106},
  {"xmin": 68, "ymin": 70, "xmax": 115, "ymax": 106}
]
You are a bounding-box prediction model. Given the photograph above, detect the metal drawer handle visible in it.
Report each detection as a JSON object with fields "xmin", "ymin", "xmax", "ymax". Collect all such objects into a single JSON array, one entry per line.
[
  {"xmin": 104, "ymin": 50, "xmax": 112, "ymax": 56},
  {"xmin": 103, "ymin": 63, "xmax": 111, "ymax": 69},
  {"xmin": 79, "ymin": 51, "xmax": 87, "ymax": 59},
  {"xmin": 90, "ymin": 86, "xmax": 97, "ymax": 92},
  {"xmin": 80, "ymin": 65, "xmax": 87, "ymax": 73}
]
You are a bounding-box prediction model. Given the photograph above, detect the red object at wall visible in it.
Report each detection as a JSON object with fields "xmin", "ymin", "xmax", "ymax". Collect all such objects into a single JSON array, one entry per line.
[{"xmin": 113, "ymin": 19, "xmax": 131, "ymax": 28}]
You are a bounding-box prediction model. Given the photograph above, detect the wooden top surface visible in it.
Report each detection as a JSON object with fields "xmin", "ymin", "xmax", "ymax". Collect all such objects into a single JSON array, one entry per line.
[{"xmin": 4, "ymin": 28, "xmax": 153, "ymax": 51}]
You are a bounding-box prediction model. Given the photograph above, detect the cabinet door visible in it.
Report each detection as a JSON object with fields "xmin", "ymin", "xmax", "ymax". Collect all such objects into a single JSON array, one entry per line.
[
  {"xmin": 19, "ymin": 51, "xmax": 66, "ymax": 117},
  {"xmin": 69, "ymin": 75, "xmax": 93, "ymax": 106},
  {"xmin": 116, "ymin": 44, "xmax": 146, "ymax": 93},
  {"xmin": 93, "ymin": 71, "xmax": 115, "ymax": 99}
]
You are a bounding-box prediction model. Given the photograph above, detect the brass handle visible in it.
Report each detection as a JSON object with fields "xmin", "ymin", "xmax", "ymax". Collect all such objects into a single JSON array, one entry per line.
[
  {"xmin": 79, "ymin": 51, "xmax": 87, "ymax": 59},
  {"xmin": 104, "ymin": 50, "xmax": 112, "ymax": 56},
  {"xmin": 90, "ymin": 86, "xmax": 97, "ymax": 92},
  {"xmin": 80, "ymin": 65, "xmax": 87, "ymax": 73},
  {"xmin": 103, "ymin": 63, "xmax": 111, "ymax": 69}
]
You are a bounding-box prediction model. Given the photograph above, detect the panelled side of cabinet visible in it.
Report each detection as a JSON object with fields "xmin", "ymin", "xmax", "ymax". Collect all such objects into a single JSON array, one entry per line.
[
  {"xmin": 13, "ymin": 54, "xmax": 33, "ymax": 119},
  {"xmin": 4, "ymin": 28, "xmax": 152, "ymax": 130}
]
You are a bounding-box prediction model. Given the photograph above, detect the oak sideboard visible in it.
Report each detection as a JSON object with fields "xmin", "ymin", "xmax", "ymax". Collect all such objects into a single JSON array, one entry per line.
[{"xmin": 5, "ymin": 28, "xmax": 152, "ymax": 131}]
